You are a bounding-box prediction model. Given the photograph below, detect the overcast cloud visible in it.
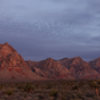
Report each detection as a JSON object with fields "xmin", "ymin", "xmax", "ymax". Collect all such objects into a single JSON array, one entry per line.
[{"xmin": 0, "ymin": 0, "xmax": 100, "ymax": 61}]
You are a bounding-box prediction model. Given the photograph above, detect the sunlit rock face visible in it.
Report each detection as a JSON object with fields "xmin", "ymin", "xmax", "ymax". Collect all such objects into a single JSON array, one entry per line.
[
  {"xmin": 0, "ymin": 42, "xmax": 26, "ymax": 68},
  {"xmin": 0, "ymin": 43, "xmax": 43, "ymax": 82}
]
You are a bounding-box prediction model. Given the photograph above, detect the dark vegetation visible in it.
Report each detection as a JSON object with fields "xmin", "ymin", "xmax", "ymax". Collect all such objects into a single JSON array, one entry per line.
[{"xmin": 0, "ymin": 80, "xmax": 100, "ymax": 100}]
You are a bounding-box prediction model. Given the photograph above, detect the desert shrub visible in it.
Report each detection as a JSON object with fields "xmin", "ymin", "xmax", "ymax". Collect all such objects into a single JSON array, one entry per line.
[
  {"xmin": 77, "ymin": 93, "xmax": 84, "ymax": 99},
  {"xmin": 17, "ymin": 83, "xmax": 35, "ymax": 92},
  {"xmin": 23, "ymin": 83, "xmax": 34, "ymax": 92},
  {"xmin": 66, "ymin": 92, "xmax": 75, "ymax": 100},
  {"xmin": 0, "ymin": 85, "xmax": 3, "ymax": 90},
  {"xmin": 38, "ymin": 95, "xmax": 44, "ymax": 99},
  {"xmin": 49, "ymin": 89, "xmax": 58, "ymax": 97},
  {"xmin": 4, "ymin": 89, "xmax": 14, "ymax": 96},
  {"xmin": 89, "ymin": 81, "xmax": 98, "ymax": 88},
  {"xmin": 97, "ymin": 80, "xmax": 100, "ymax": 85},
  {"xmin": 86, "ymin": 92, "xmax": 94, "ymax": 98},
  {"xmin": 72, "ymin": 85, "xmax": 78, "ymax": 90},
  {"xmin": 61, "ymin": 97, "xmax": 66, "ymax": 100},
  {"xmin": 61, "ymin": 94, "xmax": 67, "ymax": 100},
  {"xmin": 45, "ymin": 83, "xmax": 52, "ymax": 89}
]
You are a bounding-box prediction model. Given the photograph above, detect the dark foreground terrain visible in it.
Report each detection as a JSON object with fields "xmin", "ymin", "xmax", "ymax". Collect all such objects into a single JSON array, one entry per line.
[{"xmin": 0, "ymin": 80, "xmax": 100, "ymax": 100}]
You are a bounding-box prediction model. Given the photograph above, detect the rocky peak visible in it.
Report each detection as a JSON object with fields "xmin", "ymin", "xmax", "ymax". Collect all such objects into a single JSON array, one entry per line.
[
  {"xmin": 94, "ymin": 57, "xmax": 100, "ymax": 62},
  {"xmin": 0, "ymin": 43, "xmax": 43, "ymax": 81},
  {"xmin": 45, "ymin": 58, "xmax": 55, "ymax": 63},
  {"xmin": 71, "ymin": 56, "xmax": 83, "ymax": 61},
  {"xmin": 58, "ymin": 57, "xmax": 84, "ymax": 70},
  {"xmin": 0, "ymin": 43, "xmax": 26, "ymax": 69},
  {"xmin": 0, "ymin": 43, "xmax": 16, "ymax": 57},
  {"xmin": 0, "ymin": 42, "xmax": 11, "ymax": 47},
  {"xmin": 69, "ymin": 57, "xmax": 84, "ymax": 66},
  {"xmin": 38, "ymin": 58, "xmax": 56, "ymax": 67},
  {"xmin": 39, "ymin": 58, "xmax": 57, "ymax": 69},
  {"xmin": 3, "ymin": 42, "xmax": 9, "ymax": 45},
  {"xmin": 28, "ymin": 57, "xmax": 74, "ymax": 80},
  {"xmin": 90, "ymin": 58, "xmax": 100, "ymax": 71},
  {"xmin": 59, "ymin": 58, "xmax": 69, "ymax": 61},
  {"xmin": 90, "ymin": 58, "xmax": 100, "ymax": 66}
]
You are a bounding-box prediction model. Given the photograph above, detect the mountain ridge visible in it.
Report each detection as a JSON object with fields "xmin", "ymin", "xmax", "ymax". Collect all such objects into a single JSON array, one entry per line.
[{"xmin": 0, "ymin": 42, "xmax": 100, "ymax": 82}]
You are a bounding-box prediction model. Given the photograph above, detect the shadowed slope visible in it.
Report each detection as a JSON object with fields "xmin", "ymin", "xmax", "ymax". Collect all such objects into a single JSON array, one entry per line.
[{"xmin": 90, "ymin": 58, "xmax": 100, "ymax": 73}]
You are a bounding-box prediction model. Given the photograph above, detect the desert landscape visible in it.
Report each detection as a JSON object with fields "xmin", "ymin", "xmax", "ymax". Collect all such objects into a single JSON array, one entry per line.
[
  {"xmin": 0, "ymin": 0, "xmax": 100, "ymax": 99},
  {"xmin": 0, "ymin": 43, "xmax": 100, "ymax": 100},
  {"xmin": 0, "ymin": 43, "xmax": 100, "ymax": 81}
]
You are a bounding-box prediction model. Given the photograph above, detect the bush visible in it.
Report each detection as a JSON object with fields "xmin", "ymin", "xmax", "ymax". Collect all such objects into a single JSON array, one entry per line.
[
  {"xmin": 77, "ymin": 93, "xmax": 83, "ymax": 99},
  {"xmin": 89, "ymin": 81, "xmax": 98, "ymax": 88},
  {"xmin": 72, "ymin": 85, "xmax": 78, "ymax": 90},
  {"xmin": 49, "ymin": 89, "xmax": 58, "ymax": 97},
  {"xmin": 86, "ymin": 92, "xmax": 94, "ymax": 98},
  {"xmin": 4, "ymin": 89, "xmax": 14, "ymax": 96},
  {"xmin": 23, "ymin": 83, "xmax": 34, "ymax": 92},
  {"xmin": 0, "ymin": 85, "xmax": 3, "ymax": 90}
]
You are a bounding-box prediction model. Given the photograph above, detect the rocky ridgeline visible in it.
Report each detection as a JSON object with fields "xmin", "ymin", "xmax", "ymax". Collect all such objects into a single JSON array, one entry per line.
[{"xmin": 0, "ymin": 43, "xmax": 100, "ymax": 82}]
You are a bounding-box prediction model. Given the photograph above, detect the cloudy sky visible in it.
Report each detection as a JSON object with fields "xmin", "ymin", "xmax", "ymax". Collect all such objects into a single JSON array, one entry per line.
[{"xmin": 0, "ymin": 0, "xmax": 100, "ymax": 61}]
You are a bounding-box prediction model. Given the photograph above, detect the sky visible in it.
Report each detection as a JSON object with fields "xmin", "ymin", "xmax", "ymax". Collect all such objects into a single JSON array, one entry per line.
[{"xmin": 0, "ymin": 0, "xmax": 100, "ymax": 61}]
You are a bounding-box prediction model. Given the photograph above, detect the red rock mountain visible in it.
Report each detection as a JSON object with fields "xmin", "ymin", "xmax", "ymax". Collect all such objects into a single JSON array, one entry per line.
[
  {"xmin": 0, "ymin": 43, "xmax": 42, "ymax": 82},
  {"xmin": 90, "ymin": 58, "xmax": 100, "ymax": 73},
  {"xmin": 26, "ymin": 58, "xmax": 74, "ymax": 80},
  {"xmin": 58, "ymin": 57, "xmax": 100, "ymax": 79},
  {"xmin": 0, "ymin": 42, "xmax": 100, "ymax": 81}
]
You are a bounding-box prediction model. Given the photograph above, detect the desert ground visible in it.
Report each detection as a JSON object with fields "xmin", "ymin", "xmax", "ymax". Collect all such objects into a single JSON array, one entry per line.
[{"xmin": 0, "ymin": 80, "xmax": 100, "ymax": 100}]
